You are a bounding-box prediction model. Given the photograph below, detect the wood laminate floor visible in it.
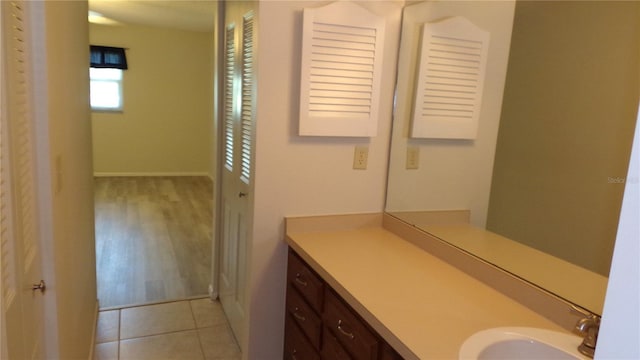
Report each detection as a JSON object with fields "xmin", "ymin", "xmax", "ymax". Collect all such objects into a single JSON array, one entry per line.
[{"xmin": 95, "ymin": 176, "xmax": 213, "ymax": 309}]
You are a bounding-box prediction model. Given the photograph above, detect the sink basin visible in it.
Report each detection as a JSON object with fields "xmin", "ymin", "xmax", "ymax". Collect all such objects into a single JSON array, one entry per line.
[{"xmin": 459, "ymin": 327, "xmax": 588, "ymax": 360}]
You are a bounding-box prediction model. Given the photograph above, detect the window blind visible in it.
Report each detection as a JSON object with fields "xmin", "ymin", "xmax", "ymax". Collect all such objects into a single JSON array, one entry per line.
[{"xmin": 90, "ymin": 45, "xmax": 128, "ymax": 70}]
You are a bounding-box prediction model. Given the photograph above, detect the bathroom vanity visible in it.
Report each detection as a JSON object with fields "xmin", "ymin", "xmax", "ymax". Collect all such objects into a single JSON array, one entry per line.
[
  {"xmin": 283, "ymin": 213, "xmax": 580, "ymax": 359},
  {"xmin": 284, "ymin": 249, "xmax": 402, "ymax": 359}
]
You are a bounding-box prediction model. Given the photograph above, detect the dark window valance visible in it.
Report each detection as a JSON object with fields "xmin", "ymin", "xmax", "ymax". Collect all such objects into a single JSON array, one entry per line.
[{"xmin": 90, "ymin": 45, "xmax": 128, "ymax": 70}]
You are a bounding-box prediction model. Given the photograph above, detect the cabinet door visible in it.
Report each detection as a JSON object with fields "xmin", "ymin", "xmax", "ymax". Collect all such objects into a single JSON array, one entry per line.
[
  {"xmin": 286, "ymin": 286, "xmax": 322, "ymax": 350},
  {"xmin": 321, "ymin": 328, "xmax": 353, "ymax": 360},
  {"xmin": 284, "ymin": 316, "xmax": 320, "ymax": 360},
  {"xmin": 287, "ymin": 251, "xmax": 324, "ymax": 311},
  {"xmin": 323, "ymin": 290, "xmax": 379, "ymax": 360}
]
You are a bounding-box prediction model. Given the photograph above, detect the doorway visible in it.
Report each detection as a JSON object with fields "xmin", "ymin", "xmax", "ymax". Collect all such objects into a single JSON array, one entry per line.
[{"xmin": 88, "ymin": 2, "xmax": 218, "ymax": 309}]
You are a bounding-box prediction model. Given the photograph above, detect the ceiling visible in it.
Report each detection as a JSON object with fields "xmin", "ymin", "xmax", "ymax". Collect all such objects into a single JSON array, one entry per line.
[{"xmin": 88, "ymin": 0, "xmax": 217, "ymax": 32}]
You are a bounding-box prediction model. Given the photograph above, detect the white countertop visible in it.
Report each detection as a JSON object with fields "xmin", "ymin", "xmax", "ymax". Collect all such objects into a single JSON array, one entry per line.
[{"xmin": 286, "ymin": 222, "xmax": 569, "ymax": 359}]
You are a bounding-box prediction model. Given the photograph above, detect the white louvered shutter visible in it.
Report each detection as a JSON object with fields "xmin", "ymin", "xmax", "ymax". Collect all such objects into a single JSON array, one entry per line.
[
  {"xmin": 411, "ymin": 16, "xmax": 490, "ymax": 140},
  {"xmin": 299, "ymin": 2, "xmax": 385, "ymax": 137},
  {"xmin": 0, "ymin": 3, "xmax": 15, "ymax": 307},
  {"xmin": 1, "ymin": 0, "xmax": 38, "ymax": 309},
  {"xmin": 0, "ymin": 82, "xmax": 14, "ymax": 309},
  {"xmin": 240, "ymin": 12, "xmax": 254, "ymax": 184},
  {"xmin": 223, "ymin": 24, "xmax": 236, "ymax": 172}
]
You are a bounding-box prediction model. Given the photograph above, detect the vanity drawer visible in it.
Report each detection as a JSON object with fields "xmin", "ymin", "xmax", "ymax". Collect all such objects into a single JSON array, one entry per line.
[
  {"xmin": 321, "ymin": 327, "xmax": 353, "ymax": 360},
  {"xmin": 286, "ymin": 285, "xmax": 322, "ymax": 350},
  {"xmin": 284, "ymin": 316, "xmax": 320, "ymax": 360},
  {"xmin": 288, "ymin": 250, "xmax": 324, "ymax": 312},
  {"xmin": 323, "ymin": 290, "xmax": 379, "ymax": 360}
]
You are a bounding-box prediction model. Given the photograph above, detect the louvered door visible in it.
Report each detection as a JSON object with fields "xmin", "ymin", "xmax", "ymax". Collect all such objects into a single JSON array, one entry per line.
[
  {"xmin": 1, "ymin": 1, "xmax": 46, "ymax": 359},
  {"xmin": 219, "ymin": 7, "xmax": 256, "ymax": 345}
]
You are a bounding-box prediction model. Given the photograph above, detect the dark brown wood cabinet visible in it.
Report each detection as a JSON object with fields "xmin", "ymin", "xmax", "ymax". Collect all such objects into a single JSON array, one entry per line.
[{"xmin": 284, "ymin": 249, "xmax": 403, "ymax": 360}]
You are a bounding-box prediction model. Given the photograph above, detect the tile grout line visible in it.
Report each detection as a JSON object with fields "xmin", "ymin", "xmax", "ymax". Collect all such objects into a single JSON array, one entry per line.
[
  {"xmin": 119, "ymin": 327, "xmax": 206, "ymax": 342},
  {"xmin": 189, "ymin": 300, "xmax": 208, "ymax": 359},
  {"xmin": 99, "ymin": 292, "xmax": 210, "ymax": 312},
  {"xmin": 117, "ymin": 309, "xmax": 121, "ymax": 360}
]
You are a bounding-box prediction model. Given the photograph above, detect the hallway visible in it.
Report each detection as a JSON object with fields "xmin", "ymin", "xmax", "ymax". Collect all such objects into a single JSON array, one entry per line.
[{"xmin": 94, "ymin": 298, "xmax": 239, "ymax": 360}]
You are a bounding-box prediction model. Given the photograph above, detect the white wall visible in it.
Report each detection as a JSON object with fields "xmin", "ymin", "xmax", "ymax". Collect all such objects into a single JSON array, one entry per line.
[
  {"xmin": 90, "ymin": 22, "xmax": 214, "ymax": 176},
  {"xmin": 246, "ymin": 1, "xmax": 403, "ymax": 358},
  {"xmin": 40, "ymin": 2, "xmax": 97, "ymax": 358},
  {"xmin": 597, "ymin": 112, "xmax": 640, "ymax": 358},
  {"xmin": 385, "ymin": 1, "xmax": 516, "ymax": 227}
]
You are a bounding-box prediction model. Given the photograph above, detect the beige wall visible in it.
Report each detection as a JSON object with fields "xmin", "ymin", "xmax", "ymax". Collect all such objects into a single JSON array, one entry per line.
[
  {"xmin": 486, "ymin": 1, "xmax": 639, "ymax": 275},
  {"xmin": 385, "ymin": 1, "xmax": 517, "ymax": 227},
  {"xmin": 90, "ymin": 22, "xmax": 214, "ymax": 176},
  {"xmin": 247, "ymin": 1, "xmax": 402, "ymax": 358},
  {"xmin": 41, "ymin": 2, "xmax": 97, "ymax": 358}
]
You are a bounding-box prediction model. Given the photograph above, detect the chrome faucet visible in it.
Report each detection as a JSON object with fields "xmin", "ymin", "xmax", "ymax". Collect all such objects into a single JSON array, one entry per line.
[{"xmin": 575, "ymin": 313, "xmax": 600, "ymax": 358}]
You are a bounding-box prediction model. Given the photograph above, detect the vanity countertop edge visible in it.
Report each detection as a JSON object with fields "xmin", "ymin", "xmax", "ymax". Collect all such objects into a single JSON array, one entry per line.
[{"xmin": 285, "ymin": 213, "xmax": 574, "ymax": 359}]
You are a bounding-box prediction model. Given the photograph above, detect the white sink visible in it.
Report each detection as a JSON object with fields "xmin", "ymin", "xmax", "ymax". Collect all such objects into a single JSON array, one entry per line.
[{"xmin": 459, "ymin": 327, "xmax": 588, "ymax": 360}]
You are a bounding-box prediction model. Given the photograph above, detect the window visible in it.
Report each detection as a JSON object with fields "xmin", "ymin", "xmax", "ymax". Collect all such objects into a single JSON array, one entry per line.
[
  {"xmin": 89, "ymin": 45, "xmax": 127, "ymax": 111},
  {"xmin": 90, "ymin": 68, "xmax": 123, "ymax": 111}
]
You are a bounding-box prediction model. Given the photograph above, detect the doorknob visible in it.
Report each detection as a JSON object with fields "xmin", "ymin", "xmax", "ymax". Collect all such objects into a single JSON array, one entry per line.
[
  {"xmin": 32, "ymin": 280, "xmax": 46, "ymax": 293},
  {"xmin": 238, "ymin": 192, "xmax": 247, "ymax": 198}
]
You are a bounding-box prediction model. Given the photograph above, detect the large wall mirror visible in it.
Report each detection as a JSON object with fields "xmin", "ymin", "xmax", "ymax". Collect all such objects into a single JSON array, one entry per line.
[{"xmin": 386, "ymin": 0, "xmax": 639, "ymax": 315}]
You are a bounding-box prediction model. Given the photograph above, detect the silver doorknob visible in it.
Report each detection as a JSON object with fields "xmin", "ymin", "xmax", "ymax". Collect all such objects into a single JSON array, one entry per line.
[{"xmin": 32, "ymin": 280, "xmax": 46, "ymax": 293}]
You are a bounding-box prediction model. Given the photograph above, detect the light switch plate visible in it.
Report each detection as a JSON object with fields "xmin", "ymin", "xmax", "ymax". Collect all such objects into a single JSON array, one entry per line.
[{"xmin": 353, "ymin": 146, "xmax": 369, "ymax": 170}]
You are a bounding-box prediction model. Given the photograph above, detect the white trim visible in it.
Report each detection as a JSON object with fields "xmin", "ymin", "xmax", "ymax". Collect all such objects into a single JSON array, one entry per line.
[
  {"xmin": 0, "ymin": 1, "xmax": 6, "ymax": 356},
  {"xmin": 93, "ymin": 172, "xmax": 211, "ymax": 177},
  {"xmin": 29, "ymin": 1, "xmax": 60, "ymax": 356}
]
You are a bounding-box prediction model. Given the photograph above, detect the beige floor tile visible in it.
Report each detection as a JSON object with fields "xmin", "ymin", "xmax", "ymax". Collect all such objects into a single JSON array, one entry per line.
[
  {"xmin": 190, "ymin": 298, "xmax": 228, "ymax": 328},
  {"xmin": 198, "ymin": 325, "xmax": 241, "ymax": 360},
  {"xmin": 94, "ymin": 341, "xmax": 118, "ymax": 360},
  {"xmin": 120, "ymin": 330, "xmax": 204, "ymax": 360},
  {"xmin": 96, "ymin": 310, "xmax": 120, "ymax": 343},
  {"xmin": 120, "ymin": 301, "xmax": 196, "ymax": 339}
]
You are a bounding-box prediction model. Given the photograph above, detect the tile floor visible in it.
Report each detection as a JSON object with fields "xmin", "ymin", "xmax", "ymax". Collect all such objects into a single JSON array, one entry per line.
[{"xmin": 94, "ymin": 298, "xmax": 240, "ymax": 360}]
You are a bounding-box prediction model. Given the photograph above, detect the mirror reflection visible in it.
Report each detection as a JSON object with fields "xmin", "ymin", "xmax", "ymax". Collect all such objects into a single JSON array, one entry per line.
[{"xmin": 386, "ymin": 0, "xmax": 639, "ymax": 314}]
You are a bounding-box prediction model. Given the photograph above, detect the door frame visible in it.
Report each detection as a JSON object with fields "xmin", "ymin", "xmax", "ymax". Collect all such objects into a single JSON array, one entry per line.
[{"xmin": 211, "ymin": 0, "xmax": 226, "ymax": 301}]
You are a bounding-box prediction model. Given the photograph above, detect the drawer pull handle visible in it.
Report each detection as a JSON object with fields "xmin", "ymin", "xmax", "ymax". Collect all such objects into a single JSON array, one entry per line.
[
  {"xmin": 292, "ymin": 307, "xmax": 306, "ymax": 321},
  {"xmin": 292, "ymin": 349, "xmax": 298, "ymax": 360},
  {"xmin": 337, "ymin": 319, "xmax": 355, "ymax": 340},
  {"xmin": 294, "ymin": 273, "xmax": 308, "ymax": 287}
]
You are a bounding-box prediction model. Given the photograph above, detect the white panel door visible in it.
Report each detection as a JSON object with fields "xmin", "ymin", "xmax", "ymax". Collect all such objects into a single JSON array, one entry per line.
[
  {"xmin": 1, "ymin": 1, "xmax": 46, "ymax": 359},
  {"xmin": 219, "ymin": 8, "xmax": 255, "ymax": 345}
]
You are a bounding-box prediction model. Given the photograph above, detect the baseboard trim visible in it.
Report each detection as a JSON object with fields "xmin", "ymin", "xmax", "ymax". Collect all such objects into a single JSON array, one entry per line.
[
  {"xmin": 93, "ymin": 172, "xmax": 210, "ymax": 177},
  {"xmin": 88, "ymin": 299, "xmax": 99, "ymax": 360}
]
